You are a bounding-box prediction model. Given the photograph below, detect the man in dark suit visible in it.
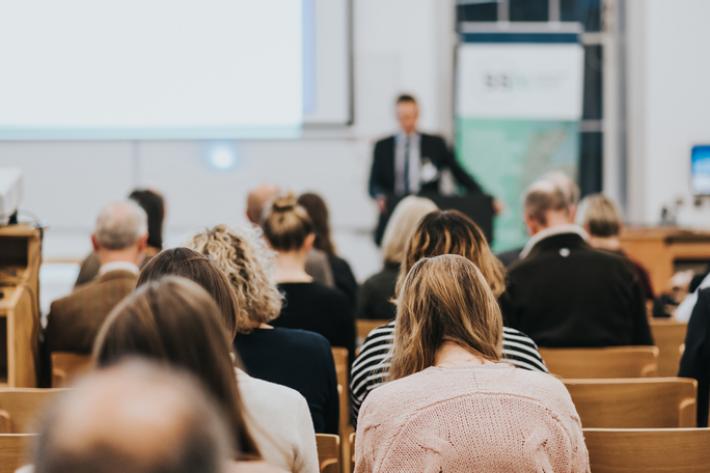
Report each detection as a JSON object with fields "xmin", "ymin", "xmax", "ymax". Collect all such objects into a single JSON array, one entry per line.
[{"xmin": 500, "ymin": 179, "xmax": 653, "ymax": 348}]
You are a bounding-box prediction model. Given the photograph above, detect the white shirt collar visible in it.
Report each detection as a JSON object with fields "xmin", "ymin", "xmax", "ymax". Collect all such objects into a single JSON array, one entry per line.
[
  {"xmin": 98, "ymin": 261, "xmax": 140, "ymax": 276},
  {"xmin": 519, "ymin": 224, "xmax": 589, "ymax": 259}
]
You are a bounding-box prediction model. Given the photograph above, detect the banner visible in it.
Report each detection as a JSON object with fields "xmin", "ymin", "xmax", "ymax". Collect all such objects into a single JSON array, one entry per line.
[{"xmin": 455, "ymin": 29, "xmax": 584, "ymax": 252}]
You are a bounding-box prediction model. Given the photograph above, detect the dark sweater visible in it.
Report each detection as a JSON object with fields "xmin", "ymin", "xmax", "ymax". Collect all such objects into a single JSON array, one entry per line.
[
  {"xmin": 356, "ymin": 262, "xmax": 399, "ymax": 320},
  {"xmin": 679, "ymin": 287, "xmax": 710, "ymax": 427},
  {"xmin": 502, "ymin": 231, "xmax": 653, "ymax": 348},
  {"xmin": 234, "ymin": 327, "xmax": 339, "ymax": 434},
  {"xmin": 328, "ymin": 254, "xmax": 359, "ymax": 306},
  {"xmin": 275, "ymin": 282, "xmax": 356, "ymax": 364}
]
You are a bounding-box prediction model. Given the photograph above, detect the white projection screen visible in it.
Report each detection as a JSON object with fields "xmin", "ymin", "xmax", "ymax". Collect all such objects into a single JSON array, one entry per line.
[{"xmin": 0, "ymin": 0, "xmax": 351, "ymax": 139}]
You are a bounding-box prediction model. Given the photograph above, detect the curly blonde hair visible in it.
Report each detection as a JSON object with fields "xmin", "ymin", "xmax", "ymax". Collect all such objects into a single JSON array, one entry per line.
[{"xmin": 189, "ymin": 225, "xmax": 283, "ymax": 333}]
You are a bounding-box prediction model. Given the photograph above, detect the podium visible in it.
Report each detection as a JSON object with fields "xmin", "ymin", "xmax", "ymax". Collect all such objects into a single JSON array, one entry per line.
[
  {"xmin": 375, "ymin": 193, "xmax": 494, "ymax": 245},
  {"xmin": 0, "ymin": 225, "xmax": 41, "ymax": 387}
]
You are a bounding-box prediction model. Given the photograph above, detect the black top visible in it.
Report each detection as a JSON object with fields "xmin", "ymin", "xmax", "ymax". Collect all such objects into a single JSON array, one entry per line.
[
  {"xmin": 328, "ymin": 254, "xmax": 359, "ymax": 306},
  {"xmin": 679, "ymin": 287, "xmax": 710, "ymax": 427},
  {"xmin": 501, "ymin": 231, "xmax": 653, "ymax": 348},
  {"xmin": 356, "ymin": 262, "xmax": 399, "ymax": 319},
  {"xmin": 368, "ymin": 133, "xmax": 484, "ymax": 198},
  {"xmin": 275, "ymin": 282, "xmax": 356, "ymax": 364},
  {"xmin": 234, "ymin": 327, "xmax": 339, "ymax": 434}
]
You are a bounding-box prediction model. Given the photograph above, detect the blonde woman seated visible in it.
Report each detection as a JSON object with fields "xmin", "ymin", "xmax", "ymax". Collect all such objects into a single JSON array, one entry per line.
[{"xmin": 355, "ymin": 255, "xmax": 589, "ymax": 473}]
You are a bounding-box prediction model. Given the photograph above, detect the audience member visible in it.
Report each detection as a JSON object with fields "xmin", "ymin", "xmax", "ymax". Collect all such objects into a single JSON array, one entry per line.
[
  {"xmin": 45, "ymin": 200, "xmax": 147, "ymax": 355},
  {"xmin": 351, "ymin": 210, "xmax": 547, "ymax": 419},
  {"xmin": 31, "ymin": 361, "xmax": 240, "ymax": 473},
  {"xmin": 190, "ymin": 225, "xmax": 339, "ymax": 435},
  {"xmin": 678, "ymin": 287, "xmax": 710, "ymax": 426},
  {"xmin": 578, "ymin": 193, "xmax": 655, "ymax": 300},
  {"xmin": 354, "ymin": 255, "xmax": 589, "ymax": 472},
  {"xmin": 136, "ymin": 248, "xmax": 319, "ymax": 472},
  {"xmin": 262, "ymin": 196, "xmax": 356, "ymax": 363},
  {"xmin": 356, "ymin": 196, "xmax": 437, "ymax": 319},
  {"xmin": 501, "ymin": 180, "xmax": 653, "ymax": 347},
  {"xmin": 246, "ymin": 184, "xmax": 334, "ymax": 287},
  {"xmin": 74, "ymin": 189, "xmax": 164, "ymax": 286},
  {"xmin": 298, "ymin": 192, "xmax": 358, "ymax": 304}
]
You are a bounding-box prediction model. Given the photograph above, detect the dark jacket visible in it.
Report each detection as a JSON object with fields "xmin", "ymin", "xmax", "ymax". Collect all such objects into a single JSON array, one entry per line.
[
  {"xmin": 368, "ymin": 133, "xmax": 483, "ymax": 198},
  {"xmin": 679, "ymin": 287, "xmax": 710, "ymax": 426},
  {"xmin": 356, "ymin": 262, "xmax": 399, "ymax": 319},
  {"xmin": 501, "ymin": 230, "xmax": 653, "ymax": 348}
]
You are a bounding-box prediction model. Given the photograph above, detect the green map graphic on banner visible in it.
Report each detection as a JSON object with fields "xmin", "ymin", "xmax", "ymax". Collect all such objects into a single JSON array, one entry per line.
[{"xmin": 456, "ymin": 118, "xmax": 579, "ymax": 252}]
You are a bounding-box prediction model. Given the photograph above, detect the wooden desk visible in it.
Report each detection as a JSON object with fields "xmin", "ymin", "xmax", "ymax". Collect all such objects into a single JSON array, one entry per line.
[
  {"xmin": 0, "ymin": 226, "xmax": 41, "ymax": 387},
  {"xmin": 620, "ymin": 227, "xmax": 710, "ymax": 292}
]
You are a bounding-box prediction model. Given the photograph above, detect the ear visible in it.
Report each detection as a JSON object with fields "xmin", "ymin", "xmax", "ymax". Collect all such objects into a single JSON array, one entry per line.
[
  {"xmin": 91, "ymin": 234, "xmax": 100, "ymax": 252},
  {"xmin": 303, "ymin": 233, "xmax": 316, "ymax": 252},
  {"xmin": 523, "ymin": 214, "xmax": 538, "ymax": 236},
  {"xmin": 136, "ymin": 234, "xmax": 148, "ymax": 253}
]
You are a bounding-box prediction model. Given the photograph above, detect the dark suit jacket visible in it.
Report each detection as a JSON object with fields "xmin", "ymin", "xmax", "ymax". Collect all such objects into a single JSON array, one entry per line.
[
  {"xmin": 501, "ymin": 231, "xmax": 653, "ymax": 348},
  {"xmin": 368, "ymin": 133, "xmax": 483, "ymax": 198},
  {"xmin": 679, "ymin": 287, "xmax": 710, "ymax": 426},
  {"xmin": 46, "ymin": 270, "xmax": 137, "ymax": 354}
]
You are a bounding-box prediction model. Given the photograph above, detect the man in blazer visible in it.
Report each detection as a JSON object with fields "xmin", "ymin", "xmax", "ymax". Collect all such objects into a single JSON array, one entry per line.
[
  {"xmin": 45, "ymin": 200, "xmax": 148, "ymax": 355},
  {"xmin": 501, "ymin": 179, "xmax": 653, "ymax": 348}
]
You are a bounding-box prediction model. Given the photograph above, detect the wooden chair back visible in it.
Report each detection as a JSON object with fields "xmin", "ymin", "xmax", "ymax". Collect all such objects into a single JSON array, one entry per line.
[
  {"xmin": 51, "ymin": 352, "xmax": 92, "ymax": 387},
  {"xmin": 356, "ymin": 319, "xmax": 390, "ymax": 346},
  {"xmin": 316, "ymin": 434, "xmax": 341, "ymax": 473},
  {"xmin": 565, "ymin": 377, "xmax": 697, "ymax": 428},
  {"xmin": 349, "ymin": 431, "xmax": 356, "ymax": 473},
  {"xmin": 0, "ymin": 433, "xmax": 36, "ymax": 473},
  {"xmin": 650, "ymin": 320, "xmax": 688, "ymax": 376},
  {"xmin": 0, "ymin": 389, "xmax": 67, "ymax": 433},
  {"xmin": 331, "ymin": 347, "xmax": 352, "ymax": 473},
  {"xmin": 585, "ymin": 428, "xmax": 710, "ymax": 473},
  {"xmin": 539, "ymin": 346, "xmax": 659, "ymax": 378}
]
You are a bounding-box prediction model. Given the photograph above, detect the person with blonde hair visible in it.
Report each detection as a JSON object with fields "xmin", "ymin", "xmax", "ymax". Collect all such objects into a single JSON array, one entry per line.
[
  {"xmin": 357, "ymin": 195, "xmax": 437, "ymax": 319},
  {"xmin": 351, "ymin": 210, "xmax": 546, "ymax": 419},
  {"xmin": 189, "ymin": 225, "xmax": 339, "ymax": 436},
  {"xmin": 354, "ymin": 255, "xmax": 588, "ymax": 473}
]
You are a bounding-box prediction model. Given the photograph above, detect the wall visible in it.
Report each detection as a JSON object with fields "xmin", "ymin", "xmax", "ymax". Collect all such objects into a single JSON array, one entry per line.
[
  {"xmin": 0, "ymin": 0, "xmax": 456, "ymax": 281},
  {"xmin": 626, "ymin": 0, "xmax": 710, "ymax": 227}
]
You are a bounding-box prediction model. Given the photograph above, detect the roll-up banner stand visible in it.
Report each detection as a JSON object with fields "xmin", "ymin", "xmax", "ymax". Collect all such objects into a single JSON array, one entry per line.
[{"xmin": 455, "ymin": 24, "xmax": 584, "ymax": 252}]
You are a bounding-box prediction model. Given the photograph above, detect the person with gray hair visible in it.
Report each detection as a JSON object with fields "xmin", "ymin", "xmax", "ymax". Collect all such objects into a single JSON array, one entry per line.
[
  {"xmin": 45, "ymin": 200, "xmax": 148, "ymax": 364},
  {"xmin": 500, "ymin": 178, "xmax": 653, "ymax": 348},
  {"xmin": 28, "ymin": 360, "xmax": 236, "ymax": 473}
]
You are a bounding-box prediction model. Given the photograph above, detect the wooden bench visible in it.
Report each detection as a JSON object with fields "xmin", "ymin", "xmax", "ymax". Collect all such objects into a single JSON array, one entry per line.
[{"xmin": 540, "ymin": 346, "xmax": 659, "ymax": 378}]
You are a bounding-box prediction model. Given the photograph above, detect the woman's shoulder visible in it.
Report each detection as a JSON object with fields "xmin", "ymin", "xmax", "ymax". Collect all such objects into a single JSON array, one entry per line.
[{"xmin": 237, "ymin": 369, "xmax": 309, "ymax": 408}]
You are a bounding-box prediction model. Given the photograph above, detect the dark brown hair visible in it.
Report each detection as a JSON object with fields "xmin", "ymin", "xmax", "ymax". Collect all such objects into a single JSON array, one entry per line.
[
  {"xmin": 297, "ymin": 192, "xmax": 335, "ymax": 255},
  {"xmin": 261, "ymin": 195, "xmax": 314, "ymax": 252},
  {"xmin": 137, "ymin": 248, "xmax": 238, "ymax": 340},
  {"xmin": 396, "ymin": 94, "xmax": 417, "ymax": 105},
  {"xmin": 129, "ymin": 189, "xmax": 165, "ymax": 250},
  {"xmin": 93, "ymin": 277, "xmax": 260, "ymax": 460}
]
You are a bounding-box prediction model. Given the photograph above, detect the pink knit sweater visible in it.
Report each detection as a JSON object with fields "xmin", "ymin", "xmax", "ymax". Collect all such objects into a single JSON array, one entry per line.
[{"xmin": 354, "ymin": 363, "xmax": 589, "ymax": 473}]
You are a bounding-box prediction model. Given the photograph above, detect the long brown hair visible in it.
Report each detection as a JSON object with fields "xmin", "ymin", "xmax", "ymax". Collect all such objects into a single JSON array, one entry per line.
[
  {"xmin": 261, "ymin": 195, "xmax": 314, "ymax": 252},
  {"xmin": 398, "ymin": 210, "xmax": 505, "ymax": 297},
  {"xmin": 297, "ymin": 192, "xmax": 335, "ymax": 255},
  {"xmin": 92, "ymin": 277, "xmax": 260, "ymax": 460},
  {"xmin": 389, "ymin": 255, "xmax": 503, "ymax": 381}
]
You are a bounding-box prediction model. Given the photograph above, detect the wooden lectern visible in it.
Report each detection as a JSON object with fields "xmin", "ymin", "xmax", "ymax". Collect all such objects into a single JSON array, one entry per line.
[{"xmin": 0, "ymin": 225, "xmax": 41, "ymax": 387}]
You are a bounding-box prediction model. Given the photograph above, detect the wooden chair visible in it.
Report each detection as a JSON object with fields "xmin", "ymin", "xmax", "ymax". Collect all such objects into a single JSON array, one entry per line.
[
  {"xmin": 650, "ymin": 320, "xmax": 688, "ymax": 376},
  {"xmin": 0, "ymin": 388, "xmax": 67, "ymax": 433},
  {"xmin": 539, "ymin": 346, "xmax": 659, "ymax": 378},
  {"xmin": 51, "ymin": 352, "xmax": 92, "ymax": 387},
  {"xmin": 564, "ymin": 378, "xmax": 697, "ymax": 428},
  {"xmin": 585, "ymin": 428, "xmax": 710, "ymax": 473},
  {"xmin": 0, "ymin": 433, "xmax": 36, "ymax": 473},
  {"xmin": 356, "ymin": 319, "xmax": 390, "ymax": 346},
  {"xmin": 331, "ymin": 348, "xmax": 352, "ymax": 473},
  {"xmin": 316, "ymin": 434, "xmax": 341, "ymax": 473},
  {"xmin": 349, "ymin": 431, "xmax": 356, "ymax": 473}
]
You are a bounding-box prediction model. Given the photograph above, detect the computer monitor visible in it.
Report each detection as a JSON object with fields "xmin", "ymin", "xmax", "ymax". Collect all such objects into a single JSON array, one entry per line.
[{"xmin": 691, "ymin": 145, "xmax": 710, "ymax": 196}]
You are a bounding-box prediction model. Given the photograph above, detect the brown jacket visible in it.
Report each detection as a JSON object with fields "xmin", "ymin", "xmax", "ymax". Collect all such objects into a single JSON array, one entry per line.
[{"xmin": 46, "ymin": 270, "xmax": 137, "ymax": 354}]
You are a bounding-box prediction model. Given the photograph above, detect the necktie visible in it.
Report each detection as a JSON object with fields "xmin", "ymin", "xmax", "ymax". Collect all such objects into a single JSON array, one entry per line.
[{"xmin": 403, "ymin": 136, "xmax": 410, "ymax": 195}]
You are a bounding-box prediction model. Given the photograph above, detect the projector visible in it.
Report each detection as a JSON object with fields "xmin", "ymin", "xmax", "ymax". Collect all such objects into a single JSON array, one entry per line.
[{"xmin": 0, "ymin": 167, "xmax": 23, "ymax": 225}]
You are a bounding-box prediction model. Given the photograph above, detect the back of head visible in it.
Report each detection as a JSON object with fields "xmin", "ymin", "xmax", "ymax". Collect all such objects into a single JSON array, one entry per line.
[
  {"xmin": 94, "ymin": 200, "xmax": 148, "ymax": 250},
  {"xmin": 578, "ymin": 193, "xmax": 622, "ymax": 238},
  {"xmin": 189, "ymin": 225, "xmax": 283, "ymax": 333},
  {"xmin": 400, "ymin": 210, "xmax": 505, "ymax": 297},
  {"xmin": 297, "ymin": 192, "xmax": 335, "ymax": 255},
  {"xmin": 93, "ymin": 277, "xmax": 259, "ymax": 458},
  {"xmin": 137, "ymin": 247, "xmax": 239, "ymax": 339},
  {"xmin": 246, "ymin": 184, "xmax": 281, "ymax": 225},
  {"xmin": 261, "ymin": 195, "xmax": 314, "ymax": 252},
  {"xmin": 523, "ymin": 179, "xmax": 572, "ymax": 228},
  {"xmin": 381, "ymin": 196, "xmax": 438, "ymax": 264},
  {"xmin": 34, "ymin": 360, "xmax": 232, "ymax": 473},
  {"xmin": 390, "ymin": 255, "xmax": 502, "ymax": 381},
  {"xmin": 541, "ymin": 171, "xmax": 580, "ymax": 209},
  {"xmin": 128, "ymin": 189, "xmax": 165, "ymax": 250}
]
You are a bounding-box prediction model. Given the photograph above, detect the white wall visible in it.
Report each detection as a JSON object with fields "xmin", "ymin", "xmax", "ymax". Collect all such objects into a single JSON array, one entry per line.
[
  {"xmin": 0, "ymin": 0, "xmax": 456, "ymax": 281},
  {"xmin": 626, "ymin": 0, "xmax": 710, "ymax": 227}
]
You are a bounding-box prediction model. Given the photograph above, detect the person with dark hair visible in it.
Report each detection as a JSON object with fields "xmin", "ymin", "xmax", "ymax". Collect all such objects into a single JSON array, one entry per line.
[
  {"xmin": 297, "ymin": 192, "xmax": 358, "ymax": 305},
  {"xmin": 135, "ymin": 250, "xmax": 319, "ymax": 473},
  {"xmin": 262, "ymin": 195, "xmax": 356, "ymax": 364},
  {"xmin": 74, "ymin": 189, "xmax": 165, "ymax": 287}
]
